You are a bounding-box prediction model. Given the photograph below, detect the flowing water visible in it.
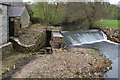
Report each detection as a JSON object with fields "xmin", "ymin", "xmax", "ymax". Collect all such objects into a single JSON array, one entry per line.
[{"xmin": 61, "ymin": 30, "xmax": 120, "ymax": 78}]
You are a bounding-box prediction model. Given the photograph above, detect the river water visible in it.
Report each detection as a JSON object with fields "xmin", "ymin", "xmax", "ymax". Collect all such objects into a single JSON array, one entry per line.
[{"xmin": 61, "ymin": 30, "xmax": 120, "ymax": 78}]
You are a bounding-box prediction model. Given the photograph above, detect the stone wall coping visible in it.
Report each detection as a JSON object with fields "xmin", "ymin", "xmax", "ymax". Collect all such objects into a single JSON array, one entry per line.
[
  {"xmin": 0, "ymin": 42, "xmax": 12, "ymax": 49},
  {"xmin": 52, "ymin": 32, "xmax": 63, "ymax": 38},
  {"xmin": 13, "ymin": 38, "xmax": 35, "ymax": 47}
]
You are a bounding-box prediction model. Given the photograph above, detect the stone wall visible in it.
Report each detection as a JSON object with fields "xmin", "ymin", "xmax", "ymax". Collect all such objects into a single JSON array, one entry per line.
[
  {"xmin": 0, "ymin": 5, "xmax": 8, "ymax": 45},
  {"xmin": 50, "ymin": 30, "xmax": 64, "ymax": 49},
  {"xmin": 14, "ymin": 17, "xmax": 22, "ymax": 36},
  {"xmin": 0, "ymin": 42, "xmax": 13, "ymax": 57},
  {"xmin": 10, "ymin": 31, "xmax": 46, "ymax": 52}
]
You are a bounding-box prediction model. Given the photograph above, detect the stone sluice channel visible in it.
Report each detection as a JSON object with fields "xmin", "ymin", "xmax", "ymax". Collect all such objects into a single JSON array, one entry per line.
[{"xmin": 61, "ymin": 29, "xmax": 120, "ymax": 78}]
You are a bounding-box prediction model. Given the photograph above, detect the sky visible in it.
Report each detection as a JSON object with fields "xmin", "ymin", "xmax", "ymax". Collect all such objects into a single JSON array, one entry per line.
[
  {"xmin": 109, "ymin": 0, "xmax": 120, "ymax": 4},
  {"xmin": 23, "ymin": 0, "xmax": 120, "ymax": 4}
]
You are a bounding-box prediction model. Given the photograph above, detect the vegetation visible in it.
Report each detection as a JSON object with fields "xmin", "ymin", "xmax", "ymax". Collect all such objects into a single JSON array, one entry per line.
[
  {"xmin": 48, "ymin": 26, "xmax": 56, "ymax": 29},
  {"xmin": 26, "ymin": 2, "xmax": 108, "ymax": 28},
  {"xmin": 30, "ymin": 2, "xmax": 66, "ymax": 25},
  {"xmin": 93, "ymin": 20, "xmax": 120, "ymax": 29},
  {"xmin": 87, "ymin": 49, "xmax": 98, "ymax": 54},
  {"xmin": 25, "ymin": 1, "xmax": 120, "ymax": 30},
  {"xmin": 106, "ymin": 5, "xmax": 120, "ymax": 19}
]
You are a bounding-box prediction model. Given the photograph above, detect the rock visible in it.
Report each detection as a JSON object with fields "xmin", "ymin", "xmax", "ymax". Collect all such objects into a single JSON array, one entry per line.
[
  {"xmin": 100, "ymin": 28, "xmax": 120, "ymax": 42},
  {"xmin": 110, "ymin": 37, "xmax": 120, "ymax": 42},
  {"xmin": 89, "ymin": 72, "xmax": 92, "ymax": 76},
  {"xmin": 93, "ymin": 59, "xmax": 109, "ymax": 70},
  {"xmin": 107, "ymin": 67, "xmax": 110, "ymax": 70},
  {"xmin": 94, "ymin": 72, "xmax": 103, "ymax": 77},
  {"xmin": 94, "ymin": 72, "xmax": 99, "ymax": 76}
]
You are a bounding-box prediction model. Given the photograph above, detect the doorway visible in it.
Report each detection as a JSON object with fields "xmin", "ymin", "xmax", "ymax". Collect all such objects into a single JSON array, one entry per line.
[{"xmin": 9, "ymin": 17, "xmax": 14, "ymax": 37}]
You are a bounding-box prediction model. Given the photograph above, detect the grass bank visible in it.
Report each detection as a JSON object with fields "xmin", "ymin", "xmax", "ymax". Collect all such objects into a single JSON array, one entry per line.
[{"xmin": 93, "ymin": 20, "xmax": 120, "ymax": 29}]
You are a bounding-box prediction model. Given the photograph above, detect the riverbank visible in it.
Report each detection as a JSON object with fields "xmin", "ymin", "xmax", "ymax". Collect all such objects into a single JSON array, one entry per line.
[
  {"xmin": 99, "ymin": 28, "xmax": 120, "ymax": 43},
  {"xmin": 2, "ymin": 48, "xmax": 111, "ymax": 78},
  {"xmin": 92, "ymin": 20, "xmax": 120, "ymax": 43},
  {"xmin": 2, "ymin": 24, "xmax": 112, "ymax": 78}
]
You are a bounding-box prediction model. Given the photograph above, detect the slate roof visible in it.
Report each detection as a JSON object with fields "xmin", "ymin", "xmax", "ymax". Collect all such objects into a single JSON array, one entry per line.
[
  {"xmin": 8, "ymin": 6, "xmax": 25, "ymax": 17},
  {"xmin": 0, "ymin": 3, "xmax": 10, "ymax": 6}
]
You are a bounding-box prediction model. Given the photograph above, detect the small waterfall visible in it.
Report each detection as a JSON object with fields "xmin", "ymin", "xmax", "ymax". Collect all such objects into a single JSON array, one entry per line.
[
  {"xmin": 61, "ymin": 30, "xmax": 107, "ymax": 46},
  {"xmin": 61, "ymin": 29, "xmax": 120, "ymax": 78}
]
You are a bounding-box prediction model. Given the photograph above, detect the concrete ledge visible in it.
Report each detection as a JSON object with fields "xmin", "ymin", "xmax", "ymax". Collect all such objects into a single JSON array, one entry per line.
[
  {"xmin": 0, "ymin": 42, "xmax": 13, "ymax": 57},
  {"xmin": 52, "ymin": 32, "xmax": 63, "ymax": 38}
]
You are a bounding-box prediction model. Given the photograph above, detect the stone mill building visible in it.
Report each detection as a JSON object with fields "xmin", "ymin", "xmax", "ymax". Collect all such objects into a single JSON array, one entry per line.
[
  {"xmin": 0, "ymin": 2, "xmax": 30, "ymax": 56},
  {"xmin": 0, "ymin": 2, "xmax": 30, "ymax": 45},
  {"xmin": 0, "ymin": 3, "xmax": 9, "ymax": 45},
  {"xmin": 8, "ymin": 6, "xmax": 30, "ymax": 36}
]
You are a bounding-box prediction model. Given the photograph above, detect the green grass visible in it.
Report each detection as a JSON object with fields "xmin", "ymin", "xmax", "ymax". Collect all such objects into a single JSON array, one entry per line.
[
  {"xmin": 48, "ymin": 26, "xmax": 56, "ymax": 29},
  {"xmin": 87, "ymin": 49, "xmax": 98, "ymax": 54},
  {"xmin": 93, "ymin": 20, "xmax": 120, "ymax": 29}
]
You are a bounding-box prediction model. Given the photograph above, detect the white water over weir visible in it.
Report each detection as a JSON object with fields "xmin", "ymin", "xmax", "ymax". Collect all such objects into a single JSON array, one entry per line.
[
  {"xmin": 61, "ymin": 30, "xmax": 120, "ymax": 79},
  {"xmin": 61, "ymin": 30, "xmax": 107, "ymax": 46}
]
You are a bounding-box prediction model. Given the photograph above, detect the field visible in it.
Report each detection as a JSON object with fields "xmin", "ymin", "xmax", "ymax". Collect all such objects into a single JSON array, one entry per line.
[{"xmin": 93, "ymin": 20, "xmax": 120, "ymax": 29}]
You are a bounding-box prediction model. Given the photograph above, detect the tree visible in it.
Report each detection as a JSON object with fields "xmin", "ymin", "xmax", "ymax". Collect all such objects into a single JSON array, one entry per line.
[
  {"xmin": 64, "ymin": 2, "xmax": 107, "ymax": 29},
  {"xmin": 29, "ymin": 1, "xmax": 110, "ymax": 29},
  {"xmin": 25, "ymin": 3, "xmax": 34, "ymax": 19},
  {"xmin": 107, "ymin": 5, "xmax": 119, "ymax": 19},
  {"xmin": 31, "ymin": 2, "xmax": 66, "ymax": 25}
]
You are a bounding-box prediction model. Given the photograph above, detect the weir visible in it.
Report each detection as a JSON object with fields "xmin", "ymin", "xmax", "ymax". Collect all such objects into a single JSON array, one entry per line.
[
  {"xmin": 61, "ymin": 29, "xmax": 120, "ymax": 78},
  {"xmin": 61, "ymin": 30, "xmax": 107, "ymax": 47}
]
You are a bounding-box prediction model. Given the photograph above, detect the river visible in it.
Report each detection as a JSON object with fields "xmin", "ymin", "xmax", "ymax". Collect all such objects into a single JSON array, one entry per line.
[{"xmin": 61, "ymin": 30, "xmax": 120, "ymax": 78}]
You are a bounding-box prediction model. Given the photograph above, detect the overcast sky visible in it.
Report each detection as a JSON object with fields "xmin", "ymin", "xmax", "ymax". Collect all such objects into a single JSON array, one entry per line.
[
  {"xmin": 109, "ymin": 0, "xmax": 120, "ymax": 4},
  {"xmin": 23, "ymin": 0, "xmax": 120, "ymax": 4}
]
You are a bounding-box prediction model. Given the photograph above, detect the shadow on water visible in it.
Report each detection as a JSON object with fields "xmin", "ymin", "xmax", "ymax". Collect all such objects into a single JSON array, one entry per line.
[
  {"xmin": 54, "ymin": 19, "xmax": 90, "ymax": 31},
  {"xmin": 61, "ymin": 30, "xmax": 120, "ymax": 78}
]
